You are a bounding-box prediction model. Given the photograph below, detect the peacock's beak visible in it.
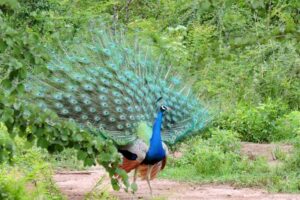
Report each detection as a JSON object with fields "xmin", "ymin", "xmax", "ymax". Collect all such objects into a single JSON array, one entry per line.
[{"xmin": 166, "ymin": 106, "xmax": 172, "ymax": 111}]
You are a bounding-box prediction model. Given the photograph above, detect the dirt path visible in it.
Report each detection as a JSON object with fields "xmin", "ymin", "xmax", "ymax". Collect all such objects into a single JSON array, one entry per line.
[
  {"xmin": 53, "ymin": 168, "xmax": 300, "ymax": 200},
  {"xmin": 53, "ymin": 143, "xmax": 299, "ymax": 200}
]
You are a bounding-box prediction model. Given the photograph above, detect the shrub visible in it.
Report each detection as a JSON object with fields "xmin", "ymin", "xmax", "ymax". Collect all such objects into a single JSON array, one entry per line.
[
  {"xmin": 271, "ymin": 111, "xmax": 300, "ymax": 141},
  {"xmin": 0, "ymin": 124, "xmax": 15, "ymax": 163},
  {"xmin": 217, "ymin": 100, "xmax": 289, "ymax": 142},
  {"xmin": 176, "ymin": 129, "xmax": 243, "ymax": 175},
  {"xmin": 0, "ymin": 173, "xmax": 30, "ymax": 200},
  {"xmin": 0, "ymin": 129, "xmax": 64, "ymax": 200},
  {"xmin": 45, "ymin": 148, "xmax": 85, "ymax": 170},
  {"xmin": 285, "ymin": 136, "xmax": 300, "ymax": 171},
  {"xmin": 163, "ymin": 128, "xmax": 300, "ymax": 192}
]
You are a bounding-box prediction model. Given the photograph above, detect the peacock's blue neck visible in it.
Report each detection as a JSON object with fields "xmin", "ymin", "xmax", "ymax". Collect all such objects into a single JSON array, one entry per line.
[{"xmin": 143, "ymin": 111, "xmax": 166, "ymax": 164}]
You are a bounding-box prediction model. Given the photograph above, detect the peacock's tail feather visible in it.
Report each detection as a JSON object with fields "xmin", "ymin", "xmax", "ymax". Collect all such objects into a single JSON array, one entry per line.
[{"xmin": 24, "ymin": 27, "xmax": 210, "ymax": 145}]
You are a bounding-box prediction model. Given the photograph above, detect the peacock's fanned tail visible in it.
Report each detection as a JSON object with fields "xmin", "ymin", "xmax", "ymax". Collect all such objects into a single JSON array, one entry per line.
[{"xmin": 24, "ymin": 28, "xmax": 209, "ymax": 145}]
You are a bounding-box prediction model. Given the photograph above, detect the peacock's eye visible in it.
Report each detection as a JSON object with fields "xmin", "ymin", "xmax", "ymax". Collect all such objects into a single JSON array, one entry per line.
[{"xmin": 161, "ymin": 105, "xmax": 167, "ymax": 111}]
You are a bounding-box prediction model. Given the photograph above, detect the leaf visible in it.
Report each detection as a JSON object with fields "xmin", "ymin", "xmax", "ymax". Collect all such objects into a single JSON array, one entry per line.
[
  {"xmin": 1, "ymin": 79, "xmax": 12, "ymax": 90},
  {"xmin": 0, "ymin": 0, "xmax": 20, "ymax": 10},
  {"xmin": 37, "ymin": 137, "xmax": 49, "ymax": 148},
  {"xmin": 1, "ymin": 108, "xmax": 14, "ymax": 123},
  {"xmin": 73, "ymin": 133, "xmax": 83, "ymax": 141},
  {"xmin": 131, "ymin": 182, "xmax": 138, "ymax": 192},
  {"xmin": 84, "ymin": 157, "xmax": 94, "ymax": 166},
  {"xmin": 111, "ymin": 178, "xmax": 120, "ymax": 191},
  {"xmin": 77, "ymin": 150, "xmax": 87, "ymax": 160},
  {"xmin": 0, "ymin": 39, "xmax": 7, "ymax": 52}
]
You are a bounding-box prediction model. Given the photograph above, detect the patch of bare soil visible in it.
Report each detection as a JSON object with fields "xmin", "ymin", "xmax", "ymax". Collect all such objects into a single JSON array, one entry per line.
[
  {"xmin": 53, "ymin": 143, "xmax": 299, "ymax": 200},
  {"xmin": 241, "ymin": 142, "xmax": 293, "ymax": 166}
]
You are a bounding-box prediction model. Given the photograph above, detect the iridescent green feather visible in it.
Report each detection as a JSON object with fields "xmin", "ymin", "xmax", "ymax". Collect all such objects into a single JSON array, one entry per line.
[{"xmin": 136, "ymin": 122, "xmax": 152, "ymax": 146}]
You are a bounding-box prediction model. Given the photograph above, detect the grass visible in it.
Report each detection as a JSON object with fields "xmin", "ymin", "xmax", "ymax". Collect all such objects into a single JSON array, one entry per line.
[
  {"xmin": 0, "ymin": 128, "xmax": 117, "ymax": 200},
  {"xmin": 0, "ymin": 137, "xmax": 65, "ymax": 200},
  {"xmin": 161, "ymin": 164, "xmax": 300, "ymax": 193},
  {"xmin": 85, "ymin": 176, "xmax": 118, "ymax": 200},
  {"xmin": 44, "ymin": 148, "xmax": 86, "ymax": 171},
  {"xmin": 160, "ymin": 130, "xmax": 300, "ymax": 193}
]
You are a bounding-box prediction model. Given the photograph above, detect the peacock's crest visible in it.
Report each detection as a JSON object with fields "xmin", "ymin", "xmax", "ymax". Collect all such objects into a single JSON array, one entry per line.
[{"xmin": 24, "ymin": 28, "xmax": 209, "ymax": 145}]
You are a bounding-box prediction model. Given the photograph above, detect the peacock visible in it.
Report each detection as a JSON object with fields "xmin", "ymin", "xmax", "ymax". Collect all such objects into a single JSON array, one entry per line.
[{"xmin": 23, "ymin": 27, "xmax": 209, "ymax": 194}]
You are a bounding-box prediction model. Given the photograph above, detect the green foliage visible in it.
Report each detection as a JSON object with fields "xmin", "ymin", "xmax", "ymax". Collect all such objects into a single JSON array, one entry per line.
[
  {"xmin": 0, "ymin": 124, "xmax": 15, "ymax": 163},
  {"xmin": 217, "ymin": 102, "xmax": 299, "ymax": 142},
  {"xmin": 107, "ymin": 0, "xmax": 300, "ymax": 111},
  {"xmin": 162, "ymin": 128, "xmax": 300, "ymax": 192},
  {"xmin": 0, "ymin": 136, "xmax": 64, "ymax": 200},
  {"xmin": 85, "ymin": 176, "xmax": 118, "ymax": 200},
  {"xmin": 272, "ymin": 146, "xmax": 287, "ymax": 161},
  {"xmin": 218, "ymin": 100, "xmax": 289, "ymax": 142},
  {"xmin": 173, "ymin": 129, "xmax": 246, "ymax": 175},
  {"xmin": 285, "ymin": 136, "xmax": 300, "ymax": 171},
  {"xmin": 0, "ymin": 172, "xmax": 30, "ymax": 200},
  {"xmin": 272, "ymin": 111, "xmax": 300, "ymax": 141},
  {"xmin": 0, "ymin": 1, "xmax": 129, "ymax": 190},
  {"xmin": 45, "ymin": 148, "xmax": 85, "ymax": 170}
]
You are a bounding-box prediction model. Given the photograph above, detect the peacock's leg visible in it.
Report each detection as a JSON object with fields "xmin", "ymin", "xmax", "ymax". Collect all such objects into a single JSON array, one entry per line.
[
  {"xmin": 131, "ymin": 168, "xmax": 138, "ymax": 195},
  {"xmin": 146, "ymin": 165, "xmax": 154, "ymax": 196},
  {"xmin": 133, "ymin": 167, "xmax": 138, "ymax": 183},
  {"xmin": 130, "ymin": 168, "xmax": 140, "ymax": 199}
]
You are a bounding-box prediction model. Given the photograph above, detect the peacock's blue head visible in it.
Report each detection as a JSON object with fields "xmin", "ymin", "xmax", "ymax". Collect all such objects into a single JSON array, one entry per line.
[
  {"xmin": 157, "ymin": 97, "xmax": 170, "ymax": 113},
  {"xmin": 160, "ymin": 105, "xmax": 170, "ymax": 112}
]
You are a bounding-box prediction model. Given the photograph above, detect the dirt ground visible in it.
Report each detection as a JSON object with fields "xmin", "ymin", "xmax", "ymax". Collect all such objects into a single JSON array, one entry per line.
[
  {"xmin": 240, "ymin": 142, "xmax": 293, "ymax": 165},
  {"xmin": 53, "ymin": 143, "xmax": 300, "ymax": 200}
]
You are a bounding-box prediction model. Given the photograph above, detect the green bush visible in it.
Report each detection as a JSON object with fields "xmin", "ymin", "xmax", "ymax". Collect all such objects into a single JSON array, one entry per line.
[
  {"xmin": 0, "ymin": 130, "xmax": 64, "ymax": 200},
  {"xmin": 0, "ymin": 124, "xmax": 15, "ymax": 163},
  {"xmin": 0, "ymin": 162, "xmax": 63, "ymax": 200},
  {"xmin": 0, "ymin": 2, "xmax": 128, "ymax": 189},
  {"xmin": 218, "ymin": 100, "xmax": 289, "ymax": 142},
  {"xmin": 45, "ymin": 148, "xmax": 85, "ymax": 170},
  {"xmin": 0, "ymin": 171, "xmax": 30, "ymax": 200},
  {"xmin": 285, "ymin": 136, "xmax": 300, "ymax": 171},
  {"xmin": 271, "ymin": 111, "xmax": 300, "ymax": 141},
  {"xmin": 163, "ymin": 128, "xmax": 298, "ymax": 192},
  {"xmin": 176, "ymin": 129, "xmax": 243, "ymax": 175}
]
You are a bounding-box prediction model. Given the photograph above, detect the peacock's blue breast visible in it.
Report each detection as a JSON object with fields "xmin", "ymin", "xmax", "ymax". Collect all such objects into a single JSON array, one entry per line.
[{"xmin": 143, "ymin": 146, "xmax": 166, "ymax": 165}]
